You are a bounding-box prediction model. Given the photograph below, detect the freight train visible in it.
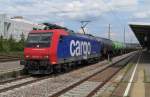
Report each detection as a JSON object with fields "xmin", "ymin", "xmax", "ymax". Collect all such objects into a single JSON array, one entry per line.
[{"xmin": 20, "ymin": 23, "xmax": 137, "ymax": 74}]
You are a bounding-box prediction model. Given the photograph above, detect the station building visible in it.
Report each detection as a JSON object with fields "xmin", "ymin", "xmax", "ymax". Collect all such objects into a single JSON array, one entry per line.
[{"xmin": 0, "ymin": 14, "xmax": 43, "ymax": 40}]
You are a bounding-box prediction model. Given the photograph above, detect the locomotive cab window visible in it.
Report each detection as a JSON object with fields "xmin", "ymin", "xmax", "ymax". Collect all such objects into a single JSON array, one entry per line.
[{"xmin": 26, "ymin": 32, "xmax": 53, "ymax": 48}]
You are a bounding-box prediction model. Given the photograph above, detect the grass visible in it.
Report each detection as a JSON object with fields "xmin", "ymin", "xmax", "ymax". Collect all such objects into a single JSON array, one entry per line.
[
  {"xmin": 0, "ymin": 52, "xmax": 23, "ymax": 56},
  {"xmin": 119, "ymin": 63, "xmax": 134, "ymax": 83},
  {"xmin": 125, "ymin": 64, "xmax": 133, "ymax": 73},
  {"xmin": 0, "ymin": 51, "xmax": 23, "ymax": 59}
]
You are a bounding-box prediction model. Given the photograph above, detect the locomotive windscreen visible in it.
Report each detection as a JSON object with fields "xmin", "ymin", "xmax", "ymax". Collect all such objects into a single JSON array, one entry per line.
[{"xmin": 26, "ymin": 32, "xmax": 52, "ymax": 48}]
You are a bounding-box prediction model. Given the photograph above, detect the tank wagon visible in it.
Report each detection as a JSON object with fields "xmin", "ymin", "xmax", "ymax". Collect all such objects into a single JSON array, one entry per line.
[{"xmin": 21, "ymin": 23, "xmax": 137, "ymax": 74}]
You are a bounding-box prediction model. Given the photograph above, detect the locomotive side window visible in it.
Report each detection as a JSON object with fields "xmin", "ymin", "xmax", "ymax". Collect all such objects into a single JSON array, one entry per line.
[
  {"xmin": 26, "ymin": 32, "xmax": 52, "ymax": 48},
  {"xmin": 59, "ymin": 35, "xmax": 64, "ymax": 42}
]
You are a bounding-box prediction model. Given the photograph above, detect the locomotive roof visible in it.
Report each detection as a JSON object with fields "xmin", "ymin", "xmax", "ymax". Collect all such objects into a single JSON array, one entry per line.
[
  {"xmin": 30, "ymin": 28, "xmax": 98, "ymax": 40},
  {"xmin": 30, "ymin": 28, "xmax": 127, "ymax": 45}
]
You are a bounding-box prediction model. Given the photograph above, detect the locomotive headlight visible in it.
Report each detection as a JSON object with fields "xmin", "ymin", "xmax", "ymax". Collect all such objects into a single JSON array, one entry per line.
[
  {"xmin": 25, "ymin": 55, "xmax": 30, "ymax": 58},
  {"xmin": 44, "ymin": 55, "xmax": 49, "ymax": 59}
]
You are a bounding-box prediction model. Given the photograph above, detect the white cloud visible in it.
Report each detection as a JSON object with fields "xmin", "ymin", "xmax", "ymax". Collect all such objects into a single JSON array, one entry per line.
[
  {"xmin": 108, "ymin": 0, "xmax": 138, "ymax": 11},
  {"xmin": 56, "ymin": 0, "xmax": 109, "ymax": 20},
  {"xmin": 134, "ymin": 11, "xmax": 149, "ymax": 18},
  {"xmin": 52, "ymin": 22, "xmax": 65, "ymax": 26},
  {"xmin": 0, "ymin": 0, "xmax": 113, "ymax": 21},
  {"xmin": 0, "ymin": 0, "xmax": 141, "ymax": 43},
  {"xmin": 0, "ymin": 0, "xmax": 140, "ymax": 22}
]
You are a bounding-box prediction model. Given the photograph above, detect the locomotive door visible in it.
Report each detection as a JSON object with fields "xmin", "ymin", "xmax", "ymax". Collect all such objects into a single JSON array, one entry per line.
[{"xmin": 57, "ymin": 35, "xmax": 70, "ymax": 63}]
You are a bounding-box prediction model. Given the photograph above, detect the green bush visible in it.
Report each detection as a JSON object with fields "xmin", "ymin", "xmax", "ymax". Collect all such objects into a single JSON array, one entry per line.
[{"xmin": 0, "ymin": 33, "xmax": 25, "ymax": 53}]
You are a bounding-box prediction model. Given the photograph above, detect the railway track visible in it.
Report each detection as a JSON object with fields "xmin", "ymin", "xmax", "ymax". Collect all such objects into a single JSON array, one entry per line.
[
  {"xmin": 0, "ymin": 75, "xmax": 50, "ymax": 93},
  {"xmin": 0, "ymin": 52, "xmax": 137, "ymax": 97},
  {"xmin": 0, "ymin": 75, "xmax": 30, "ymax": 85},
  {"xmin": 49, "ymin": 53, "xmax": 135, "ymax": 97},
  {"xmin": 0, "ymin": 55, "xmax": 20, "ymax": 62},
  {"xmin": 0, "ymin": 62, "xmax": 103, "ymax": 94}
]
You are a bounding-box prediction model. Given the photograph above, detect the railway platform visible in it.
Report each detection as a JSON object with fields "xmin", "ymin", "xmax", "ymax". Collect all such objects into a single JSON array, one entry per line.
[{"xmin": 112, "ymin": 50, "xmax": 150, "ymax": 97}]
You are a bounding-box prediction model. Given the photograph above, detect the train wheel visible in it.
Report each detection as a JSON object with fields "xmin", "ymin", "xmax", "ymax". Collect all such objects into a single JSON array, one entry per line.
[
  {"xmin": 53, "ymin": 64, "xmax": 62, "ymax": 73},
  {"xmin": 47, "ymin": 65, "xmax": 53, "ymax": 74},
  {"xmin": 61, "ymin": 64, "xmax": 68, "ymax": 72},
  {"xmin": 22, "ymin": 67, "xmax": 28, "ymax": 74}
]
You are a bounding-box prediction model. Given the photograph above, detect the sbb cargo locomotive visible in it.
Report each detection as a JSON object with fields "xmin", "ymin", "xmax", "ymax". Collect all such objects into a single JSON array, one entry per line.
[
  {"xmin": 21, "ymin": 23, "xmax": 136, "ymax": 74},
  {"xmin": 21, "ymin": 23, "xmax": 102, "ymax": 74}
]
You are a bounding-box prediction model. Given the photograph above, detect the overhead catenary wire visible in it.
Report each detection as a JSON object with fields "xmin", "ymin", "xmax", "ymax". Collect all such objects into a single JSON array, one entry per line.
[
  {"xmin": 49, "ymin": 1, "xmax": 127, "ymax": 42},
  {"xmin": 101, "ymin": 0, "xmax": 125, "ymax": 27},
  {"xmin": 101, "ymin": 0, "xmax": 128, "ymax": 42}
]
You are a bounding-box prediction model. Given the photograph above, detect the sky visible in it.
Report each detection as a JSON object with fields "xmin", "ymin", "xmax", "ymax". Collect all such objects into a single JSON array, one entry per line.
[{"xmin": 0, "ymin": 0, "xmax": 150, "ymax": 43}]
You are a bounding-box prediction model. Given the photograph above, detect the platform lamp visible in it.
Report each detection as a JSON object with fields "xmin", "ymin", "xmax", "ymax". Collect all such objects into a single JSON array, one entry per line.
[{"xmin": 144, "ymin": 35, "xmax": 148, "ymax": 50}]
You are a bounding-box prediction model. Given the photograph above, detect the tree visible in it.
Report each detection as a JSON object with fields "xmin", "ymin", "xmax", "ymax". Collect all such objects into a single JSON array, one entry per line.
[
  {"xmin": 18, "ymin": 32, "xmax": 26, "ymax": 51},
  {"xmin": 20, "ymin": 32, "xmax": 25, "ymax": 43},
  {"xmin": 8, "ymin": 34, "xmax": 16, "ymax": 51},
  {"xmin": 0, "ymin": 35, "xmax": 3, "ymax": 52}
]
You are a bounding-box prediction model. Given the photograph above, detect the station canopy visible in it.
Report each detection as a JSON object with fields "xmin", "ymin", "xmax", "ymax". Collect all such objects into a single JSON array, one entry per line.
[{"xmin": 129, "ymin": 22, "xmax": 150, "ymax": 49}]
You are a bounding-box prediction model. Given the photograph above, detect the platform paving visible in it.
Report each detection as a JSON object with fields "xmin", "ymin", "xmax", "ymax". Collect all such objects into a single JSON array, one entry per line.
[
  {"xmin": 130, "ymin": 65, "xmax": 145, "ymax": 97},
  {"xmin": 145, "ymin": 83, "xmax": 150, "ymax": 97},
  {"xmin": 113, "ymin": 51, "xmax": 150, "ymax": 97},
  {"xmin": 112, "ymin": 51, "xmax": 150, "ymax": 97}
]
